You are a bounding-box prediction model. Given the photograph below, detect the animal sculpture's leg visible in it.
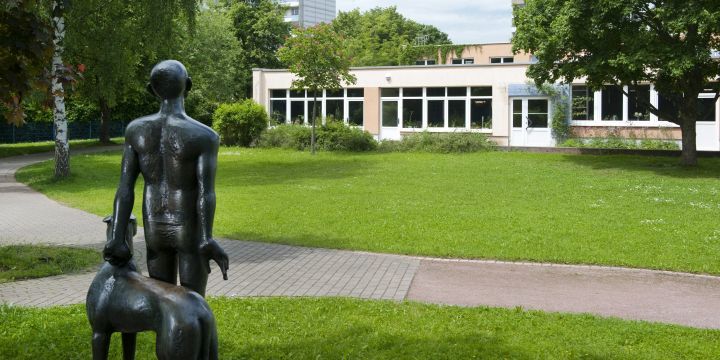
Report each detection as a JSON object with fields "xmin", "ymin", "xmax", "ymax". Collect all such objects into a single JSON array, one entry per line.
[
  {"xmin": 179, "ymin": 251, "xmax": 208, "ymax": 296},
  {"xmin": 91, "ymin": 332, "xmax": 111, "ymax": 360},
  {"xmin": 156, "ymin": 320, "xmax": 202, "ymax": 360},
  {"xmin": 121, "ymin": 332, "xmax": 136, "ymax": 360}
]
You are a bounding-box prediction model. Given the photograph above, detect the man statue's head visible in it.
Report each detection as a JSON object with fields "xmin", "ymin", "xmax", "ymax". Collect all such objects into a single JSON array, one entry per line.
[{"xmin": 148, "ymin": 60, "xmax": 192, "ymax": 100}]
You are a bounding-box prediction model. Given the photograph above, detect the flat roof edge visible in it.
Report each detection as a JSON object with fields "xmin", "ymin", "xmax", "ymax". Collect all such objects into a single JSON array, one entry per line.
[{"xmin": 253, "ymin": 63, "xmax": 533, "ymax": 73}]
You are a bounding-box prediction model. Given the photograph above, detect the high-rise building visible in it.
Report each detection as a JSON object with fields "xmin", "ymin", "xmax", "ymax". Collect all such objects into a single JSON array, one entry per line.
[{"xmin": 278, "ymin": 0, "xmax": 335, "ymax": 28}]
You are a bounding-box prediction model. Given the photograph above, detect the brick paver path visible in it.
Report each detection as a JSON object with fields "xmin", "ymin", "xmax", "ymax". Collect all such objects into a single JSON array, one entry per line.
[{"xmin": 2, "ymin": 149, "xmax": 720, "ymax": 329}]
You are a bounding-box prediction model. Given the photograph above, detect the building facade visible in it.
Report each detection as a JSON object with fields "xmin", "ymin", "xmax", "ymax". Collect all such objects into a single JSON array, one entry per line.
[
  {"xmin": 278, "ymin": 0, "xmax": 335, "ymax": 28},
  {"xmin": 253, "ymin": 43, "xmax": 720, "ymax": 150}
]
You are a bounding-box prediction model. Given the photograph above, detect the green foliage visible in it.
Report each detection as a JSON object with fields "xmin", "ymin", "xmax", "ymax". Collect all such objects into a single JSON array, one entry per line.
[
  {"xmin": 536, "ymin": 84, "xmax": 572, "ymax": 142},
  {"xmin": 228, "ymin": 0, "xmax": 291, "ymax": 97},
  {"xmin": 278, "ymin": 24, "xmax": 357, "ymax": 96},
  {"xmin": 317, "ymin": 120, "xmax": 377, "ymax": 152},
  {"xmin": 257, "ymin": 124, "xmax": 311, "ymax": 150},
  {"xmin": 512, "ymin": 0, "xmax": 720, "ymax": 164},
  {"xmin": 331, "ymin": 7, "xmax": 452, "ymax": 66},
  {"xmin": 561, "ymin": 137, "xmax": 681, "ymax": 151},
  {"xmin": 378, "ymin": 132, "xmax": 496, "ymax": 153},
  {"xmin": 0, "ymin": 0, "xmax": 53, "ymax": 126},
  {"xmin": 400, "ymin": 44, "xmax": 466, "ymax": 65},
  {"xmin": 212, "ymin": 100, "xmax": 268, "ymax": 147},
  {"xmin": 177, "ymin": 5, "xmax": 243, "ymax": 108},
  {"xmin": 18, "ymin": 150, "xmax": 720, "ymax": 274},
  {"xmin": 5, "ymin": 298, "xmax": 720, "ymax": 359},
  {"xmin": 258, "ymin": 122, "xmax": 377, "ymax": 152},
  {"xmin": 0, "ymin": 245, "xmax": 99, "ymax": 283}
]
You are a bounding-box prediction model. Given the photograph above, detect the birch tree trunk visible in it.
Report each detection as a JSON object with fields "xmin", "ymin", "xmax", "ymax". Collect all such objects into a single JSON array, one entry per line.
[{"xmin": 52, "ymin": 0, "xmax": 70, "ymax": 178}]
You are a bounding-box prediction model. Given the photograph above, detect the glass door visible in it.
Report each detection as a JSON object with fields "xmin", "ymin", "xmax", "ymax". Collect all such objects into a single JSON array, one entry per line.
[{"xmin": 381, "ymin": 100, "xmax": 400, "ymax": 140}]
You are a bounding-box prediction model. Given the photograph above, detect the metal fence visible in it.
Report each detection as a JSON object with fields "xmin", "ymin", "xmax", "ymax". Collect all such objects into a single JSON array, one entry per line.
[{"xmin": 0, "ymin": 121, "xmax": 127, "ymax": 144}]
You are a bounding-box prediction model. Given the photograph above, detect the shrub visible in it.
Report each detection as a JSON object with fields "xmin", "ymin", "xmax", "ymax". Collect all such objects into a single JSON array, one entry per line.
[
  {"xmin": 561, "ymin": 138, "xmax": 680, "ymax": 150},
  {"xmin": 257, "ymin": 124, "xmax": 311, "ymax": 150},
  {"xmin": 316, "ymin": 120, "xmax": 377, "ymax": 152},
  {"xmin": 212, "ymin": 99, "xmax": 268, "ymax": 147},
  {"xmin": 257, "ymin": 121, "xmax": 377, "ymax": 152},
  {"xmin": 378, "ymin": 132, "xmax": 495, "ymax": 153}
]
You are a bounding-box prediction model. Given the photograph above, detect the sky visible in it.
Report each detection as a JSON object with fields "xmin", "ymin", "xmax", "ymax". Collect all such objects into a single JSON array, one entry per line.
[{"xmin": 335, "ymin": 0, "xmax": 514, "ymax": 45}]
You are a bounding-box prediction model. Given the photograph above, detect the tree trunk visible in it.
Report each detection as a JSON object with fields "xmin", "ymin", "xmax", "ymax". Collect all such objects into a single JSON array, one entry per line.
[
  {"xmin": 311, "ymin": 90, "xmax": 317, "ymax": 155},
  {"xmin": 99, "ymin": 98, "xmax": 111, "ymax": 144},
  {"xmin": 679, "ymin": 116, "xmax": 698, "ymax": 166},
  {"xmin": 52, "ymin": 0, "xmax": 69, "ymax": 179}
]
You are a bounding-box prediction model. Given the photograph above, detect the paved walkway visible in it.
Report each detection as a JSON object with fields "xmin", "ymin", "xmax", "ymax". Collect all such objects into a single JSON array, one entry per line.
[{"xmin": 1, "ymin": 149, "xmax": 720, "ymax": 329}]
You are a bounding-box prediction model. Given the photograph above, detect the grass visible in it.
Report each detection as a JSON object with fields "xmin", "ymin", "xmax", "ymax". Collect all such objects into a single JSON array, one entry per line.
[
  {"xmin": 15, "ymin": 148, "xmax": 720, "ymax": 274},
  {"xmin": 0, "ymin": 137, "xmax": 123, "ymax": 158},
  {"xmin": 1, "ymin": 297, "xmax": 719, "ymax": 359},
  {"xmin": 0, "ymin": 245, "xmax": 99, "ymax": 283}
]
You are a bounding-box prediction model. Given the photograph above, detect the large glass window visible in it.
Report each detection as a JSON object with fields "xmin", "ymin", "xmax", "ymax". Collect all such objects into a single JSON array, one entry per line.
[
  {"xmin": 290, "ymin": 90, "xmax": 305, "ymax": 98},
  {"xmin": 513, "ymin": 99, "xmax": 523, "ymax": 128},
  {"xmin": 601, "ymin": 85, "xmax": 623, "ymax": 121},
  {"xmin": 403, "ymin": 99, "xmax": 423, "ymax": 128},
  {"xmin": 628, "ymin": 85, "xmax": 650, "ymax": 121},
  {"xmin": 427, "ymin": 87, "xmax": 445, "ymax": 97},
  {"xmin": 348, "ymin": 101, "xmax": 363, "ymax": 126},
  {"xmin": 270, "ymin": 100, "xmax": 287, "ymax": 125},
  {"xmin": 382, "ymin": 101, "xmax": 399, "ymax": 127},
  {"xmin": 698, "ymin": 97, "xmax": 717, "ymax": 122},
  {"xmin": 381, "ymin": 88, "xmax": 400, "ymax": 97},
  {"xmin": 308, "ymin": 101, "xmax": 322, "ymax": 123},
  {"xmin": 428, "ymin": 100, "xmax": 444, "ymax": 127},
  {"xmin": 325, "ymin": 100, "xmax": 344, "ymax": 121},
  {"xmin": 448, "ymin": 87, "xmax": 467, "ymax": 97},
  {"xmin": 571, "ymin": 85, "xmax": 594, "ymax": 120},
  {"xmin": 471, "ymin": 87, "xmax": 492, "ymax": 97},
  {"xmin": 403, "ymin": 88, "xmax": 423, "ymax": 97},
  {"xmin": 271, "ymin": 89, "xmax": 287, "ymax": 98},
  {"xmin": 471, "ymin": 99, "xmax": 492, "ymax": 129},
  {"xmin": 347, "ymin": 88, "xmax": 364, "ymax": 97},
  {"xmin": 290, "ymin": 101, "xmax": 305, "ymax": 124},
  {"xmin": 326, "ymin": 89, "xmax": 344, "ymax": 98},
  {"xmin": 527, "ymin": 99, "xmax": 549, "ymax": 128},
  {"xmin": 448, "ymin": 100, "xmax": 466, "ymax": 128}
]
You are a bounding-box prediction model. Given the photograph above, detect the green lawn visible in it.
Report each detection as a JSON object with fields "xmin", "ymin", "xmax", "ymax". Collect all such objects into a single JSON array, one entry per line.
[
  {"xmin": 16, "ymin": 148, "xmax": 720, "ymax": 274},
  {"xmin": 0, "ymin": 245, "xmax": 99, "ymax": 283},
  {"xmin": 0, "ymin": 138, "xmax": 123, "ymax": 158},
  {"xmin": 1, "ymin": 297, "xmax": 718, "ymax": 359}
]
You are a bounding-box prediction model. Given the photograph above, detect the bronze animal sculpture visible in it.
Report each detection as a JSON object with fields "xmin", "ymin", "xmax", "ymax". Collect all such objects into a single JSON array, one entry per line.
[
  {"xmin": 87, "ymin": 215, "xmax": 219, "ymax": 360},
  {"xmin": 103, "ymin": 60, "xmax": 229, "ymax": 296}
]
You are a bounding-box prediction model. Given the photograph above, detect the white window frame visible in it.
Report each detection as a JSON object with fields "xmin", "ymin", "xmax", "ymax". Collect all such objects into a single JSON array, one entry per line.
[
  {"xmin": 268, "ymin": 88, "xmax": 365, "ymax": 127},
  {"xmin": 379, "ymin": 86, "xmax": 493, "ymax": 133}
]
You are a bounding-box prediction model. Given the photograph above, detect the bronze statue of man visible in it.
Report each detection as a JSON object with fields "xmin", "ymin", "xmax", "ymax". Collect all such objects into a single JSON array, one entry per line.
[{"xmin": 104, "ymin": 60, "xmax": 229, "ymax": 296}]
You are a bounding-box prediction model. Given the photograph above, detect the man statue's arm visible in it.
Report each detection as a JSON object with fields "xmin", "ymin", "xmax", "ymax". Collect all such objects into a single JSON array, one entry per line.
[
  {"xmin": 104, "ymin": 143, "xmax": 140, "ymax": 265},
  {"xmin": 197, "ymin": 137, "xmax": 229, "ymax": 280}
]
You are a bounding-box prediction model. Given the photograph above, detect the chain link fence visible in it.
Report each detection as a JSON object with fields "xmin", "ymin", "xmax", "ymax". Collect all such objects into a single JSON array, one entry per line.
[{"xmin": 0, "ymin": 121, "xmax": 127, "ymax": 144}]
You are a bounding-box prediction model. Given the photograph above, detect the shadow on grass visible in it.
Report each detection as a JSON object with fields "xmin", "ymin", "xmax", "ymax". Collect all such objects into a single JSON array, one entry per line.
[
  {"xmin": 560, "ymin": 153, "xmax": 720, "ymax": 180},
  {"xmin": 225, "ymin": 324, "xmax": 542, "ymax": 359},
  {"xmin": 217, "ymin": 157, "xmax": 376, "ymax": 187}
]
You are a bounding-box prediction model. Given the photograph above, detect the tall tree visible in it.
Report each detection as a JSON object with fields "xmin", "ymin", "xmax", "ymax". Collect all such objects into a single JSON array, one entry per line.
[
  {"xmin": 228, "ymin": 0, "xmax": 291, "ymax": 97},
  {"xmin": 176, "ymin": 5, "xmax": 243, "ymax": 125},
  {"xmin": 513, "ymin": 0, "xmax": 720, "ymax": 166},
  {"xmin": 0, "ymin": 0, "xmax": 53, "ymax": 126},
  {"xmin": 331, "ymin": 7, "xmax": 451, "ymax": 66},
  {"xmin": 51, "ymin": 0, "xmax": 69, "ymax": 177},
  {"xmin": 278, "ymin": 24, "xmax": 357, "ymax": 154},
  {"xmin": 65, "ymin": 0, "xmax": 199, "ymax": 143}
]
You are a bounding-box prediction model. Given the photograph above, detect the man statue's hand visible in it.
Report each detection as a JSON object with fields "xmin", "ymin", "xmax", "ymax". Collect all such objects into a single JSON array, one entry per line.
[
  {"xmin": 103, "ymin": 241, "xmax": 132, "ymax": 266},
  {"xmin": 200, "ymin": 239, "xmax": 229, "ymax": 280}
]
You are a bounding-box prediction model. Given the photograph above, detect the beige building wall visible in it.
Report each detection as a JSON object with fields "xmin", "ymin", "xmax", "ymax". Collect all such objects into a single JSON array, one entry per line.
[
  {"xmin": 253, "ymin": 63, "xmax": 532, "ymax": 143},
  {"xmin": 416, "ymin": 43, "xmax": 533, "ymax": 65},
  {"xmin": 363, "ymin": 87, "xmax": 380, "ymax": 135}
]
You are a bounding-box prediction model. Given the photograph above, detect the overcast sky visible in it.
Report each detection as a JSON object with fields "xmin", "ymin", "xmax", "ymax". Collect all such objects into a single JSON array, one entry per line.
[{"xmin": 336, "ymin": 0, "xmax": 514, "ymax": 44}]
